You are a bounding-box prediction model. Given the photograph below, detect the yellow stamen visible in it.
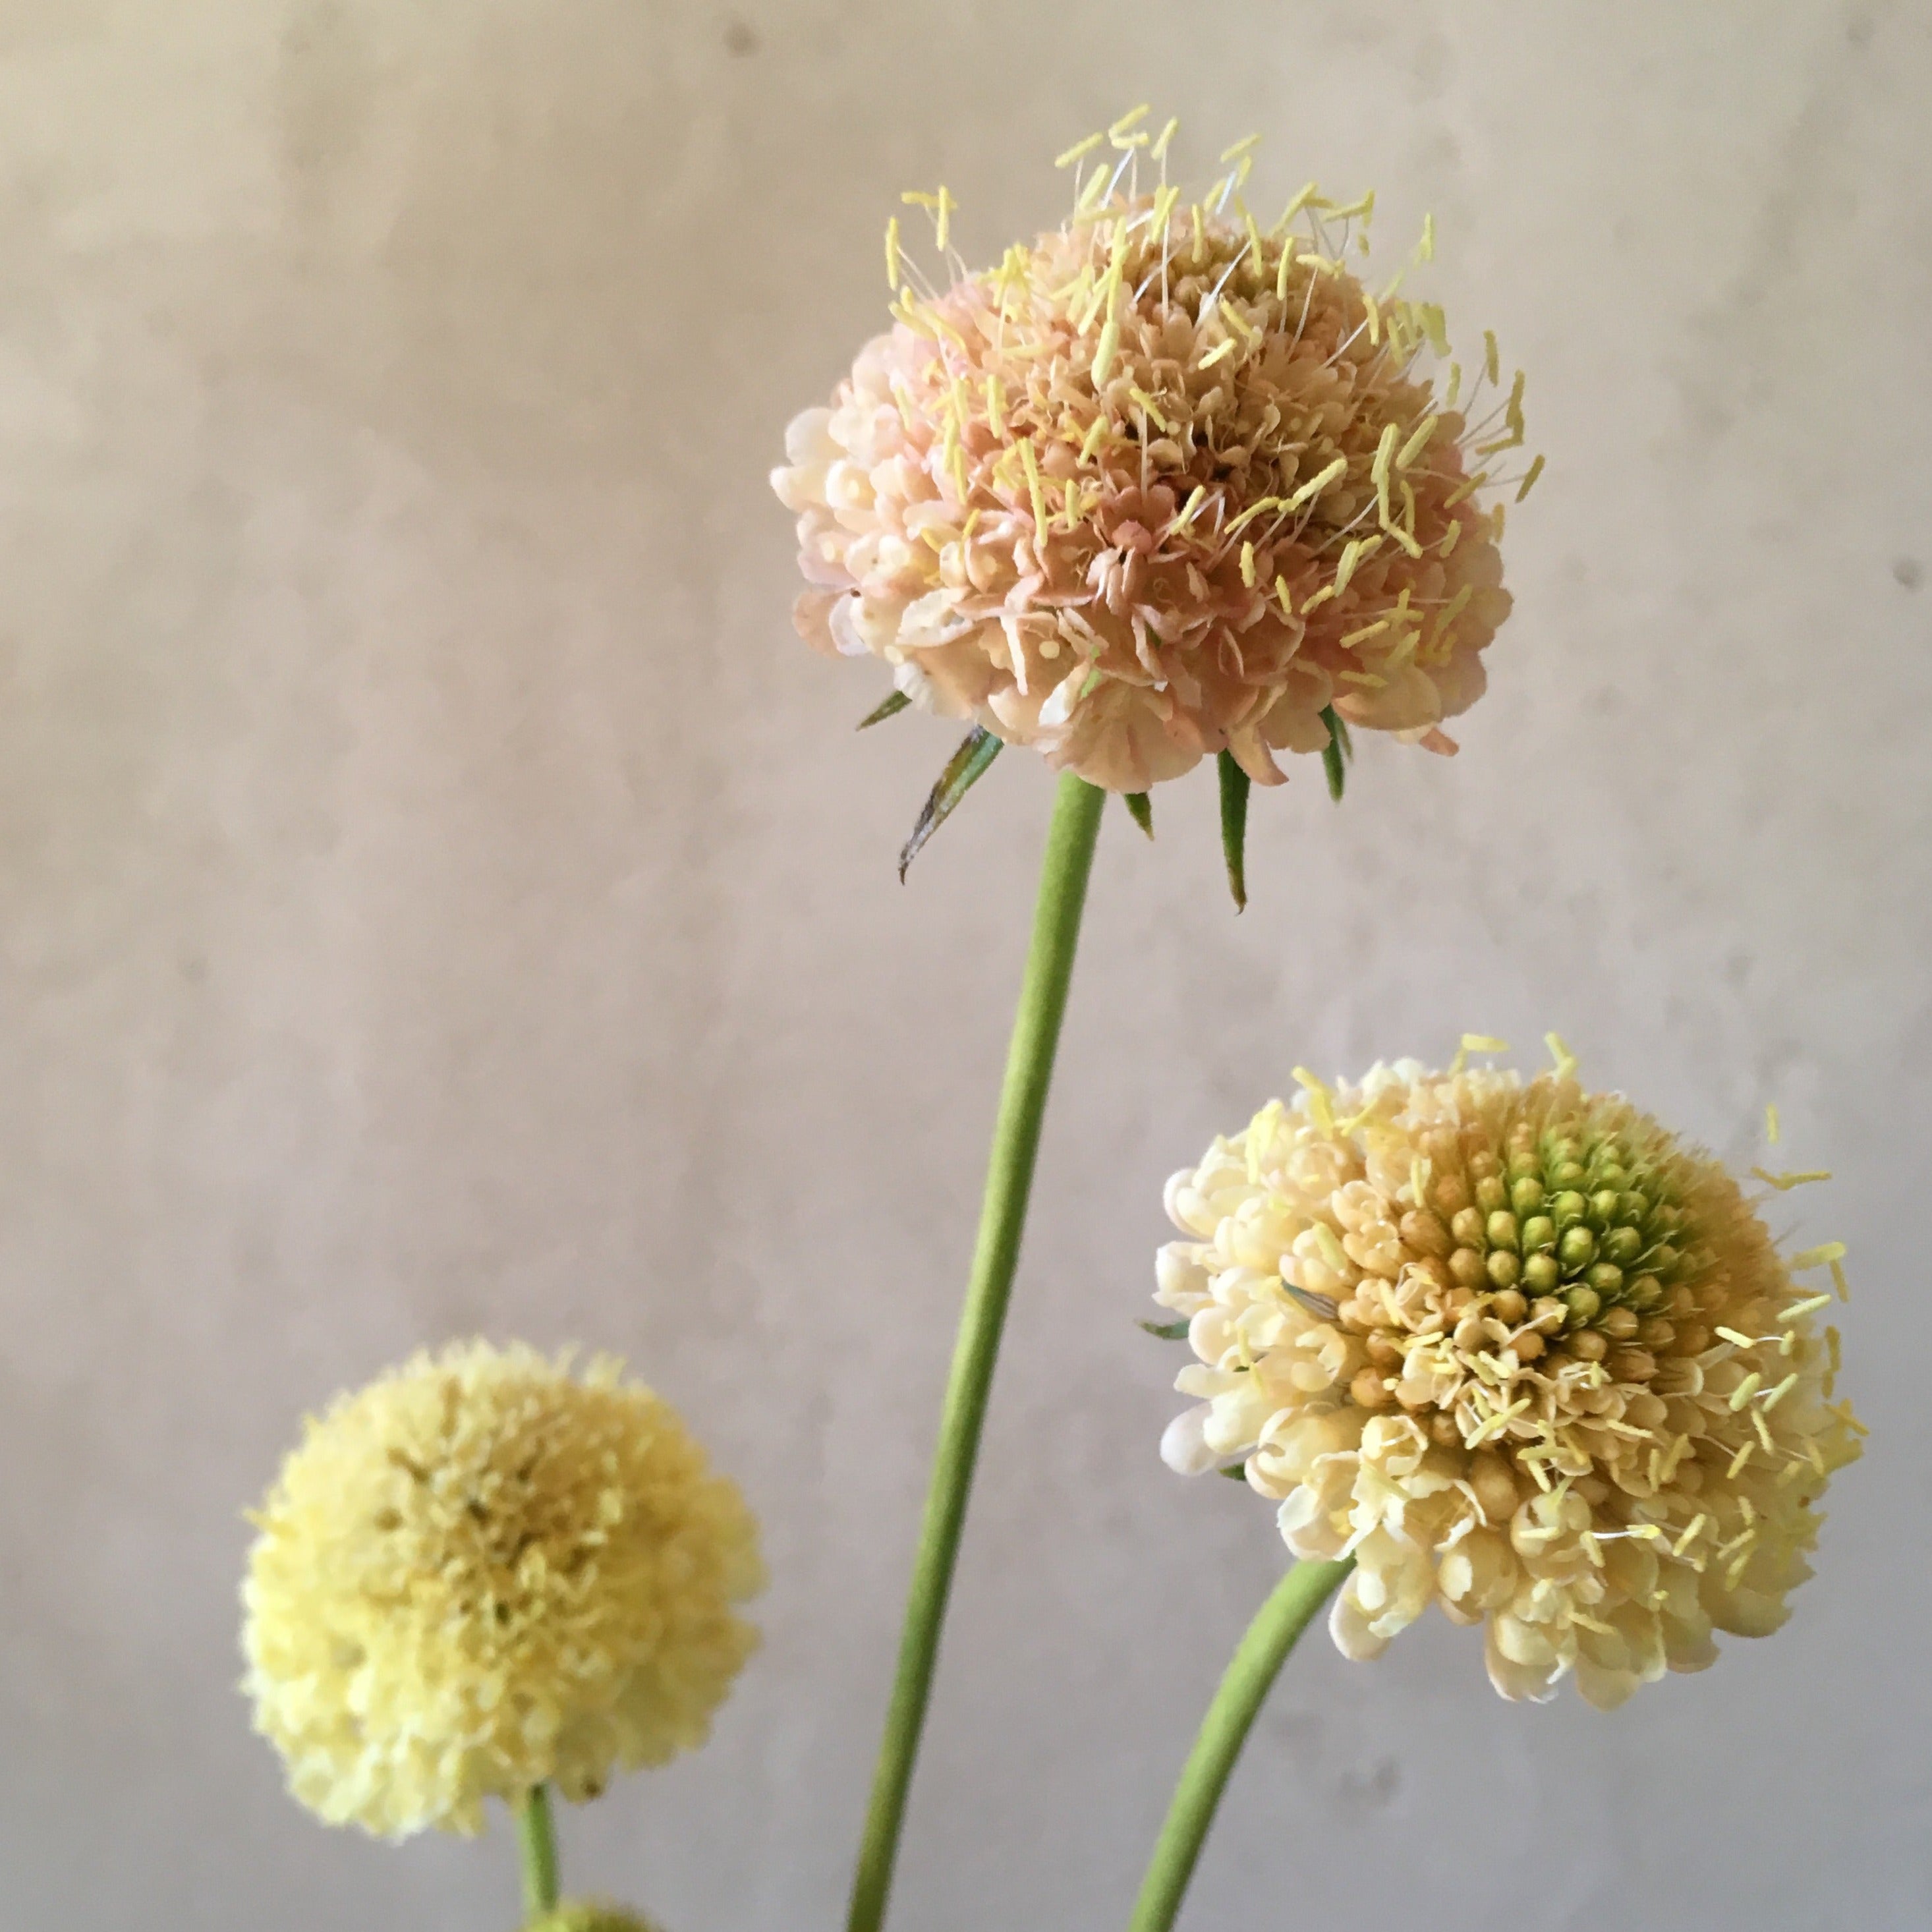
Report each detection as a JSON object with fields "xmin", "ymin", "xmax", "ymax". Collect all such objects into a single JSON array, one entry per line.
[
  {"xmin": 1728, "ymin": 1373, "xmax": 1763, "ymax": 1411},
  {"xmin": 884, "ymin": 216, "xmax": 903, "ymax": 291},
  {"xmin": 1018, "ymin": 438, "xmax": 1050, "ymax": 552},
  {"xmin": 1751, "ymin": 1167, "xmax": 1832, "ymax": 1191},
  {"xmin": 1055, "ymin": 133, "xmax": 1104, "ymax": 169},
  {"xmin": 1483, "ymin": 329, "xmax": 1500, "ymax": 387},
  {"xmin": 1544, "ymin": 1031, "xmax": 1577, "ymax": 1079},
  {"xmin": 1292, "ymin": 1067, "xmax": 1336, "ymax": 1136},
  {"xmin": 1790, "ymin": 1242, "xmax": 1845, "ymax": 1272},
  {"xmin": 1284, "ymin": 455, "xmax": 1348, "ymax": 513},
  {"xmin": 1516, "ymin": 453, "xmax": 1546, "ymax": 501}
]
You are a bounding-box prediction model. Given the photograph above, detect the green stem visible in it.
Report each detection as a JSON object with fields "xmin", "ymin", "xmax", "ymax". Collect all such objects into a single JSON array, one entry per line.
[
  {"xmin": 517, "ymin": 1784, "xmax": 561, "ymax": 1922},
  {"xmin": 846, "ymin": 770, "xmax": 1107, "ymax": 1932},
  {"xmin": 1128, "ymin": 1559, "xmax": 1353, "ymax": 1932}
]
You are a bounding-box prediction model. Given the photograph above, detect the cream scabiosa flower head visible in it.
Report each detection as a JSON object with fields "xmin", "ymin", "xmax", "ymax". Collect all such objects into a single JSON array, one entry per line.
[
  {"xmin": 242, "ymin": 1340, "xmax": 764, "ymax": 1838},
  {"xmin": 773, "ymin": 111, "xmax": 1534, "ymax": 795},
  {"xmin": 1154, "ymin": 1044, "xmax": 1863, "ymax": 1708}
]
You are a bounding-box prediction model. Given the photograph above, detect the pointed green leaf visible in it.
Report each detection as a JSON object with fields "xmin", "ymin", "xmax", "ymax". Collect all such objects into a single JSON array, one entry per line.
[
  {"xmin": 1216, "ymin": 749, "xmax": 1251, "ymax": 910},
  {"xmin": 857, "ymin": 689, "xmax": 913, "ymax": 730},
  {"xmin": 1319, "ymin": 704, "xmax": 1348, "ymax": 802},
  {"xmin": 1124, "ymin": 791, "xmax": 1154, "ymax": 839},
  {"xmin": 1217, "ymin": 1461, "xmax": 1251, "ymax": 1481},
  {"xmin": 898, "ymin": 726, "xmax": 1003, "ymax": 880},
  {"xmin": 1139, "ymin": 1317, "xmax": 1191, "ymax": 1340}
]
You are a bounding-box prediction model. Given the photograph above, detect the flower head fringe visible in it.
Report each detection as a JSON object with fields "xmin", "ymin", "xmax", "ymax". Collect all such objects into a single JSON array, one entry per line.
[
  {"xmin": 1156, "ymin": 1050, "xmax": 1863, "ymax": 1707},
  {"xmin": 774, "ymin": 113, "xmax": 1535, "ymax": 792},
  {"xmin": 242, "ymin": 1341, "xmax": 764, "ymax": 1836}
]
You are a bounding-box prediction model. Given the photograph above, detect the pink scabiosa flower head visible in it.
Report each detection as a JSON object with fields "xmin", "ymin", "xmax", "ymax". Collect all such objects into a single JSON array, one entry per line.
[
  {"xmin": 774, "ymin": 113, "xmax": 1536, "ymax": 807},
  {"xmin": 1153, "ymin": 1041, "xmax": 1863, "ymax": 1708}
]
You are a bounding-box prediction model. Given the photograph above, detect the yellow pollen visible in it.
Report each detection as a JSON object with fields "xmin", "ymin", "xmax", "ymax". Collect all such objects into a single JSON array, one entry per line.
[
  {"xmin": 1274, "ymin": 575, "xmax": 1293, "ymax": 617},
  {"xmin": 1111, "ymin": 103, "xmax": 1152, "ymax": 142},
  {"xmin": 1672, "ymin": 1514, "xmax": 1709, "ymax": 1557},
  {"xmin": 1728, "ymin": 1373, "xmax": 1763, "ymax": 1411},
  {"xmin": 1055, "ymin": 133, "xmax": 1104, "ymax": 169},
  {"xmin": 885, "ymin": 216, "xmax": 903, "ymax": 291},
  {"xmin": 1765, "ymin": 1103, "xmax": 1781, "ymax": 1143},
  {"xmin": 1239, "ymin": 541, "xmax": 1257, "ymax": 588},
  {"xmin": 1779, "ymin": 1293, "xmax": 1833, "ymax": 1321},
  {"xmin": 1759, "ymin": 1373, "xmax": 1798, "ymax": 1411}
]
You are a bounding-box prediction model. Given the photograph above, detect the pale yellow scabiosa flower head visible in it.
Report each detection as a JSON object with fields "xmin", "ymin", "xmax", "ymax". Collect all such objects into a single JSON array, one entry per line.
[
  {"xmin": 1155, "ymin": 1042, "xmax": 1863, "ymax": 1708},
  {"xmin": 241, "ymin": 1340, "xmax": 764, "ymax": 1838},
  {"xmin": 525, "ymin": 1904, "xmax": 660, "ymax": 1932},
  {"xmin": 772, "ymin": 109, "xmax": 1535, "ymax": 793}
]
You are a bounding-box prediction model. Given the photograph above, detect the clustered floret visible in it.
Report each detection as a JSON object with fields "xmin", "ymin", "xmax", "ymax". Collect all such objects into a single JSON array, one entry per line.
[
  {"xmin": 242, "ymin": 1341, "xmax": 764, "ymax": 1836},
  {"xmin": 775, "ymin": 117, "xmax": 1531, "ymax": 792},
  {"xmin": 1156, "ymin": 1050, "xmax": 1862, "ymax": 1706}
]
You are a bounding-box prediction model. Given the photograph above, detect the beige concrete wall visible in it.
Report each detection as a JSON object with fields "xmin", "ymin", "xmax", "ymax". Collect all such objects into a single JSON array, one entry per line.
[{"xmin": 1, "ymin": 3, "xmax": 1926, "ymax": 1925}]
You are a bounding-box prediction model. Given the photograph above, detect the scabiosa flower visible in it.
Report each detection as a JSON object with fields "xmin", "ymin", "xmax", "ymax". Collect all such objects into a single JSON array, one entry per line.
[
  {"xmin": 1154, "ymin": 1044, "xmax": 1863, "ymax": 1708},
  {"xmin": 242, "ymin": 1341, "xmax": 764, "ymax": 1838},
  {"xmin": 772, "ymin": 111, "xmax": 1536, "ymax": 795},
  {"xmin": 525, "ymin": 1906, "xmax": 660, "ymax": 1932}
]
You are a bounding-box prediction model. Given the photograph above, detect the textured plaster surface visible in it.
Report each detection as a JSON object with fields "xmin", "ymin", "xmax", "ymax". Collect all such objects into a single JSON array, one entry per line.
[{"xmin": 1, "ymin": 4, "xmax": 1927, "ymax": 1927}]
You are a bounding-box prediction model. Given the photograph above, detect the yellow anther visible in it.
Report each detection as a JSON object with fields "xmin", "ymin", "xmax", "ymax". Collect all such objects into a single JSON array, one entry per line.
[
  {"xmin": 1759, "ymin": 1373, "xmax": 1798, "ymax": 1411},
  {"xmin": 1284, "ymin": 455, "xmax": 1348, "ymax": 512},
  {"xmin": 1333, "ymin": 538, "xmax": 1369, "ymax": 600},
  {"xmin": 1239, "ymin": 541, "xmax": 1257, "ymax": 588},
  {"xmin": 1292, "ymin": 1067, "xmax": 1336, "ymax": 1135},
  {"xmin": 1483, "ymin": 329, "xmax": 1500, "ymax": 387},
  {"xmin": 1778, "ymin": 1293, "xmax": 1833, "ymax": 1321},
  {"xmin": 884, "ymin": 216, "xmax": 903, "ymax": 291},
  {"xmin": 1831, "ymin": 1257, "xmax": 1850, "ymax": 1301},
  {"xmin": 1371, "ymin": 422, "xmax": 1399, "ymax": 488},
  {"xmin": 1150, "ymin": 117, "xmax": 1178, "ymax": 163},
  {"xmin": 1397, "ymin": 416, "xmax": 1440, "ymax": 470},
  {"xmin": 1274, "ymin": 575, "xmax": 1293, "ymax": 617},
  {"xmin": 1109, "ymin": 103, "xmax": 1152, "ymax": 144},
  {"xmin": 1544, "ymin": 1031, "xmax": 1578, "ymax": 1079},
  {"xmin": 1765, "ymin": 1102, "xmax": 1780, "ymax": 1143},
  {"xmin": 1018, "ymin": 438, "xmax": 1050, "ymax": 552},
  {"xmin": 1363, "ymin": 292, "xmax": 1380, "ymax": 345},
  {"xmin": 1219, "ymin": 132, "xmax": 1261, "ymax": 162},
  {"xmin": 1672, "ymin": 1514, "xmax": 1709, "ymax": 1558},
  {"xmin": 1516, "ymin": 453, "xmax": 1547, "ymax": 501},
  {"xmin": 1055, "ymin": 133, "xmax": 1105, "ymax": 169},
  {"xmin": 1750, "ymin": 1167, "xmax": 1832, "ymax": 1191},
  {"xmin": 1790, "ymin": 1242, "xmax": 1846, "ymax": 1271},
  {"xmin": 1728, "ymin": 1373, "xmax": 1763, "ymax": 1411},
  {"xmin": 1419, "ymin": 211, "xmax": 1436, "ymax": 260}
]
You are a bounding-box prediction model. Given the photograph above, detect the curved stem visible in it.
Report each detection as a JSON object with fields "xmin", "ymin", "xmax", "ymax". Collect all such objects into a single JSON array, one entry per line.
[
  {"xmin": 846, "ymin": 771, "xmax": 1107, "ymax": 1932},
  {"xmin": 1128, "ymin": 1558, "xmax": 1353, "ymax": 1932},
  {"xmin": 517, "ymin": 1784, "xmax": 561, "ymax": 1922}
]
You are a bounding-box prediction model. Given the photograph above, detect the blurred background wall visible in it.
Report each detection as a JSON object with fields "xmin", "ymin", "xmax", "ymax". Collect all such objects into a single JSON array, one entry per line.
[{"xmin": 1, "ymin": 3, "xmax": 1927, "ymax": 1927}]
